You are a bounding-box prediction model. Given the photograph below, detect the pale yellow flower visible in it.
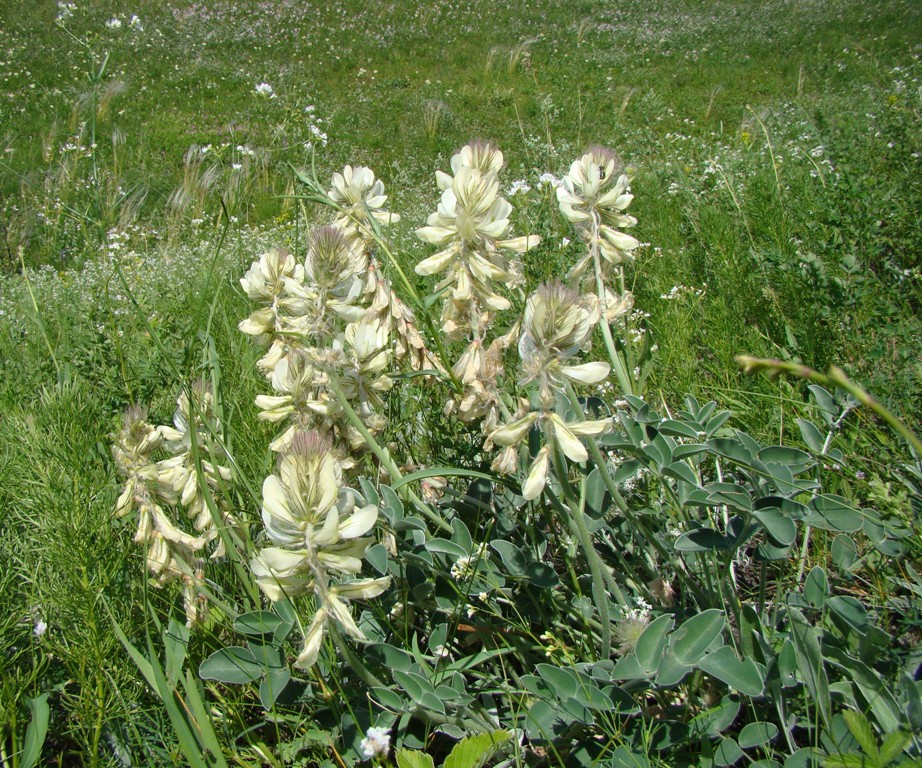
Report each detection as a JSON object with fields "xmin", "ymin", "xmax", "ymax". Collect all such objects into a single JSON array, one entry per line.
[
  {"xmin": 240, "ymin": 248, "xmax": 303, "ymax": 301},
  {"xmin": 327, "ymin": 165, "xmax": 400, "ymax": 241},
  {"xmin": 556, "ymin": 147, "xmax": 640, "ymax": 276},
  {"xmin": 238, "ymin": 249, "xmax": 310, "ymax": 339},
  {"xmin": 435, "ymin": 140, "xmax": 505, "ymax": 191},
  {"xmin": 251, "ymin": 430, "xmax": 390, "ymax": 668},
  {"xmin": 522, "ymin": 446, "xmax": 551, "ymax": 501},
  {"xmin": 518, "ymin": 283, "xmax": 610, "ymax": 402},
  {"xmin": 157, "ymin": 383, "xmax": 235, "ymax": 552}
]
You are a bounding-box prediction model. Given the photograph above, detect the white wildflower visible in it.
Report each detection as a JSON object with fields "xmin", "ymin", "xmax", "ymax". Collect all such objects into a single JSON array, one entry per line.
[{"xmin": 359, "ymin": 727, "xmax": 391, "ymax": 760}]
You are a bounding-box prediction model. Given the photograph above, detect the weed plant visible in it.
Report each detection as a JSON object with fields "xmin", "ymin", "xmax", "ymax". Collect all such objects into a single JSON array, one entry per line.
[{"xmin": 0, "ymin": 0, "xmax": 921, "ymax": 766}]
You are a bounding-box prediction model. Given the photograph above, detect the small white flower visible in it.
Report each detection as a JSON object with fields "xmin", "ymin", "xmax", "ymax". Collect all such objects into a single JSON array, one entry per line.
[
  {"xmin": 254, "ymin": 82, "xmax": 276, "ymax": 98},
  {"xmin": 360, "ymin": 727, "xmax": 391, "ymax": 759},
  {"xmin": 56, "ymin": 2, "xmax": 76, "ymax": 22},
  {"xmin": 34, "ymin": 619, "xmax": 48, "ymax": 637},
  {"xmin": 129, "ymin": 14, "xmax": 142, "ymax": 30},
  {"xmin": 105, "ymin": 17, "xmax": 122, "ymax": 29},
  {"xmin": 450, "ymin": 543, "xmax": 489, "ymax": 580},
  {"xmin": 507, "ymin": 179, "xmax": 531, "ymax": 196}
]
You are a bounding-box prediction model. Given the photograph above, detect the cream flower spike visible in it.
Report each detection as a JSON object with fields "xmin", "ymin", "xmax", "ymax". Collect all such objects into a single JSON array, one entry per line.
[
  {"xmin": 251, "ymin": 430, "xmax": 390, "ymax": 669},
  {"xmin": 436, "ymin": 140, "xmax": 505, "ymax": 190},
  {"xmin": 416, "ymin": 162, "xmax": 539, "ymax": 336},
  {"xmin": 557, "ymin": 147, "xmax": 640, "ymax": 271},
  {"xmin": 327, "ymin": 165, "xmax": 400, "ymax": 240},
  {"xmin": 112, "ymin": 405, "xmax": 213, "ymax": 626}
]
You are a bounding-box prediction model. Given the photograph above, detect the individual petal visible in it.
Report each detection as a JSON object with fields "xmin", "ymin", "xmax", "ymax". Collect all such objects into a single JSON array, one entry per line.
[
  {"xmin": 414, "ymin": 245, "xmax": 459, "ymax": 276},
  {"xmin": 415, "ymin": 226, "xmax": 457, "ymax": 246},
  {"xmin": 560, "ymin": 361, "xmax": 611, "ymax": 385},
  {"xmin": 251, "ymin": 547, "xmax": 313, "ymax": 601},
  {"xmin": 261, "ymin": 475, "xmax": 302, "ymax": 547},
  {"xmin": 599, "ymin": 225, "xmax": 640, "ymax": 252},
  {"xmin": 478, "ymin": 287, "xmax": 511, "ymax": 311},
  {"xmin": 238, "ymin": 308, "xmax": 275, "ymax": 336},
  {"xmin": 477, "ymin": 217, "xmax": 511, "ymax": 240},
  {"xmin": 567, "ymin": 418, "xmax": 613, "ymax": 436},
  {"xmin": 255, "ymin": 395, "xmax": 294, "ymax": 422},
  {"xmin": 294, "ymin": 610, "xmax": 327, "ymax": 669},
  {"xmin": 435, "ymin": 169, "xmax": 453, "ymax": 191},
  {"xmin": 332, "ymin": 576, "xmax": 392, "ymax": 601},
  {"xmin": 337, "ymin": 504, "xmax": 379, "ymax": 539},
  {"xmin": 152, "ymin": 508, "xmax": 209, "ymax": 549},
  {"xmin": 310, "ymin": 504, "xmax": 341, "ymax": 548},
  {"xmin": 453, "ymin": 267, "xmax": 473, "ymax": 301},
  {"xmin": 522, "ymin": 446, "xmax": 550, "ymax": 501},
  {"xmin": 467, "ymin": 250, "xmax": 509, "ymax": 281},
  {"xmin": 490, "ymin": 412, "xmax": 539, "ymax": 447},
  {"xmin": 549, "ymin": 413, "xmax": 588, "ymax": 463},
  {"xmin": 491, "ymin": 445, "xmax": 519, "ymax": 475},
  {"xmin": 325, "ymin": 593, "xmax": 366, "ymax": 640},
  {"xmin": 115, "ymin": 484, "xmax": 134, "ymax": 518},
  {"xmin": 316, "ymin": 551, "xmax": 364, "ymax": 574},
  {"xmin": 496, "ymin": 234, "xmax": 541, "ymax": 253}
]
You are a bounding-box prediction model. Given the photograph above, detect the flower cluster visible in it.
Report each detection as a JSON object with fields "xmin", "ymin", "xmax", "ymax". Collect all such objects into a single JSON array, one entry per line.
[
  {"xmin": 112, "ymin": 386, "xmax": 234, "ymax": 626},
  {"xmin": 251, "ymin": 431, "xmax": 390, "ymax": 668},
  {"xmin": 415, "ymin": 141, "xmax": 540, "ymax": 341},
  {"xmin": 557, "ymin": 147, "xmax": 638, "ymax": 319},
  {"xmin": 414, "ymin": 141, "xmax": 540, "ymax": 432},
  {"xmin": 487, "ymin": 284, "xmax": 612, "ymax": 500},
  {"xmin": 239, "ymin": 165, "xmax": 439, "ymax": 467},
  {"xmin": 327, "ymin": 165, "xmax": 400, "ymax": 245}
]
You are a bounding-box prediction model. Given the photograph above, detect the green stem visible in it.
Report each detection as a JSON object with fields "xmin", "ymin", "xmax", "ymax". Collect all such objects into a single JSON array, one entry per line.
[
  {"xmin": 20, "ymin": 251, "xmax": 60, "ymax": 377},
  {"xmin": 736, "ymin": 357, "xmax": 922, "ymax": 458},
  {"xmin": 589, "ymin": 211, "xmax": 633, "ymax": 396},
  {"xmin": 563, "ymin": 385, "xmax": 712, "ymax": 604},
  {"xmin": 329, "ymin": 626, "xmax": 386, "ymax": 689},
  {"xmin": 545, "ymin": 488, "xmax": 613, "ymax": 658},
  {"xmin": 326, "ymin": 376, "xmax": 452, "ymax": 533}
]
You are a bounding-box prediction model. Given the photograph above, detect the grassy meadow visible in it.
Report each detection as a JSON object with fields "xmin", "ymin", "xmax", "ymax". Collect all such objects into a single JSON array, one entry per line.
[{"xmin": 1, "ymin": 0, "xmax": 921, "ymax": 765}]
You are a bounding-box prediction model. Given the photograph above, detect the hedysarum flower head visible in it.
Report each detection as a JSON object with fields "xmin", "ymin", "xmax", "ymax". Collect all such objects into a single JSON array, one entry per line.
[
  {"xmin": 436, "ymin": 140, "xmax": 505, "ymax": 190},
  {"xmin": 327, "ymin": 165, "xmax": 400, "ymax": 240},
  {"xmin": 417, "ymin": 167, "xmax": 512, "ymax": 251},
  {"xmin": 519, "ymin": 282, "xmax": 598, "ymax": 359},
  {"xmin": 305, "ymin": 225, "xmax": 367, "ymax": 294},
  {"xmin": 517, "ymin": 282, "xmax": 610, "ymax": 406},
  {"xmin": 261, "ymin": 431, "xmax": 340, "ymax": 549},
  {"xmin": 251, "ymin": 429, "xmax": 389, "ymax": 667},
  {"xmin": 557, "ymin": 147, "xmax": 640, "ymax": 274},
  {"xmin": 416, "ymin": 165, "xmax": 539, "ymax": 337}
]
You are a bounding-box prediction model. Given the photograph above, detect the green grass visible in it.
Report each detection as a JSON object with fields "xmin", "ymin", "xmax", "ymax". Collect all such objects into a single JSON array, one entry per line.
[{"xmin": 1, "ymin": 0, "xmax": 921, "ymax": 765}]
